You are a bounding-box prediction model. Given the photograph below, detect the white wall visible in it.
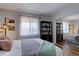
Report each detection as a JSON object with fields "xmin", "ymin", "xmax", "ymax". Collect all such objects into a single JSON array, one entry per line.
[
  {"xmin": 50, "ymin": 5, "xmax": 79, "ymax": 44},
  {"xmin": 0, "ymin": 9, "xmax": 51, "ymax": 40},
  {"xmin": 0, "ymin": 9, "xmax": 19, "ymax": 40},
  {"xmin": 49, "ymin": 16, "xmax": 56, "ymax": 44},
  {"xmin": 68, "ymin": 20, "xmax": 79, "ymax": 36}
]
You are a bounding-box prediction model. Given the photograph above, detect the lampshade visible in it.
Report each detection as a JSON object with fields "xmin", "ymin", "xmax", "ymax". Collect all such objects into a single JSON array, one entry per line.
[
  {"xmin": 4, "ymin": 25, "xmax": 7, "ymax": 29},
  {"xmin": 0, "ymin": 28, "xmax": 4, "ymax": 33}
]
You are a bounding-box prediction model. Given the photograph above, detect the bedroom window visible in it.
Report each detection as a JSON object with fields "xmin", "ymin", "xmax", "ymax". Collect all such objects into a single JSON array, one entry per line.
[{"xmin": 20, "ymin": 16, "xmax": 40, "ymax": 38}]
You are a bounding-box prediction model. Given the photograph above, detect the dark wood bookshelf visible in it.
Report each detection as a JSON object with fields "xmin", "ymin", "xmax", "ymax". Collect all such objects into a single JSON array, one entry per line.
[
  {"xmin": 40, "ymin": 21, "xmax": 52, "ymax": 42},
  {"xmin": 56, "ymin": 22, "xmax": 63, "ymax": 45}
]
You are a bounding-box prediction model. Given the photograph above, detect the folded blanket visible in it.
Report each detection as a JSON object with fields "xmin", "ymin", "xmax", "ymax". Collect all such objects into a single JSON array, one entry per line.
[{"xmin": 37, "ymin": 40, "xmax": 56, "ymax": 56}]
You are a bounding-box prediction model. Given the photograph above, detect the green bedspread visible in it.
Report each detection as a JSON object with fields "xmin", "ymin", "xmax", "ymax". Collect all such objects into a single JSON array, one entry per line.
[{"xmin": 37, "ymin": 41, "xmax": 56, "ymax": 56}]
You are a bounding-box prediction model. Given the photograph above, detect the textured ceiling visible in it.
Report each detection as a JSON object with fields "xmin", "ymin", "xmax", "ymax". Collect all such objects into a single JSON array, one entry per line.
[
  {"xmin": 0, "ymin": 3, "xmax": 70, "ymax": 16},
  {"xmin": 0, "ymin": 3, "xmax": 79, "ymax": 19}
]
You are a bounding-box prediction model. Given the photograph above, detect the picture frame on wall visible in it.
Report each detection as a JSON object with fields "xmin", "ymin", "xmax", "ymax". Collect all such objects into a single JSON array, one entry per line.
[
  {"xmin": 8, "ymin": 25, "xmax": 15, "ymax": 31},
  {"xmin": 8, "ymin": 19, "xmax": 14, "ymax": 23},
  {"xmin": 5, "ymin": 17, "xmax": 15, "ymax": 31}
]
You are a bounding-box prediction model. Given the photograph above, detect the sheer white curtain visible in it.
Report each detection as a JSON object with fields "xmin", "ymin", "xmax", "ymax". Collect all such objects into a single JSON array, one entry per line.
[
  {"xmin": 20, "ymin": 16, "xmax": 40, "ymax": 39},
  {"xmin": 63, "ymin": 22, "xmax": 69, "ymax": 34}
]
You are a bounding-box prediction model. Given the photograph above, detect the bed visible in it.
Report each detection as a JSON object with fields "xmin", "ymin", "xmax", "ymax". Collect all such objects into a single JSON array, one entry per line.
[{"xmin": 0, "ymin": 38, "xmax": 63, "ymax": 56}]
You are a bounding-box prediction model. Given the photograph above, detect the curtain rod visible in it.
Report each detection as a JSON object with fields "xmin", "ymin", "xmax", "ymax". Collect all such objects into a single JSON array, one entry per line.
[{"xmin": 18, "ymin": 14, "xmax": 41, "ymax": 19}]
